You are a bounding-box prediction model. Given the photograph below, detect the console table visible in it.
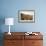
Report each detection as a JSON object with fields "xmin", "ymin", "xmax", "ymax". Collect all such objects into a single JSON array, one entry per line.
[{"xmin": 4, "ymin": 32, "xmax": 43, "ymax": 46}]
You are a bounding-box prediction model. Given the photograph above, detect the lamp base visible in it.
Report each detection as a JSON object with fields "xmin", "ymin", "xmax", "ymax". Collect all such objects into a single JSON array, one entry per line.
[{"xmin": 8, "ymin": 32, "xmax": 11, "ymax": 35}]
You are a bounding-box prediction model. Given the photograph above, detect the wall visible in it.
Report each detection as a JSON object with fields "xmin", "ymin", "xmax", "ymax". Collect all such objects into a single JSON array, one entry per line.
[{"xmin": 0, "ymin": 0, "xmax": 46, "ymax": 32}]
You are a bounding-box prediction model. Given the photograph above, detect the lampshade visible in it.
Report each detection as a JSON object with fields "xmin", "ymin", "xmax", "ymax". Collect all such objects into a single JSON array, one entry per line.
[{"xmin": 5, "ymin": 18, "xmax": 14, "ymax": 25}]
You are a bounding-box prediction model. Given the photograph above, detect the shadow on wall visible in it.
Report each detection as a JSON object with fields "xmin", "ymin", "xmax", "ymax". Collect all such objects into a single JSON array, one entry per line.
[
  {"xmin": 0, "ymin": 16, "xmax": 5, "ymax": 32},
  {"xmin": 0, "ymin": 16, "xmax": 5, "ymax": 46}
]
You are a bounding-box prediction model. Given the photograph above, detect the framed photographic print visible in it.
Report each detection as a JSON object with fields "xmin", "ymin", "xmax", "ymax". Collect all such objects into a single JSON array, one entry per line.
[{"xmin": 18, "ymin": 10, "xmax": 35, "ymax": 23}]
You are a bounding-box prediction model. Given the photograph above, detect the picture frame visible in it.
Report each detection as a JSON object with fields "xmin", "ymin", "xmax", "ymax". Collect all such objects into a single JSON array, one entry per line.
[{"xmin": 18, "ymin": 10, "xmax": 35, "ymax": 23}]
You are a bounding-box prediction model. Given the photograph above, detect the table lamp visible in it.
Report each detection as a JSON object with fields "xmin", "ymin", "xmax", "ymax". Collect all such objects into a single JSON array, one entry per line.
[{"xmin": 5, "ymin": 18, "xmax": 14, "ymax": 35}]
